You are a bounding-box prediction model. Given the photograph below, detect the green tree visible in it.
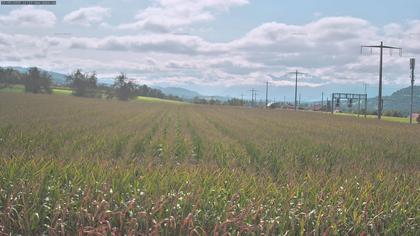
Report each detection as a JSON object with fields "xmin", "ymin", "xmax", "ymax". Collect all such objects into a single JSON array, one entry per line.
[
  {"xmin": 208, "ymin": 98, "xmax": 221, "ymax": 105},
  {"xmin": 67, "ymin": 69, "xmax": 98, "ymax": 97},
  {"xmin": 192, "ymin": 97, "xmax": 208, "ymax": 104},
  {"xmin": 113, "ymin": 73, "xmax": 136, "ymax": 101},
  {"xmin": 24, "ymin": 67, "xmax": 52, "ymax": 94},
  {"xmin": 0, "ymin": 68, "xmax": 23, "ymax": 86},
  {"xmin": 225, "ymin": 98, "xmax": 244, "ymax": 106},
  {"xmin": 136, "ymin": 84, "xmax": 165, "ymax": 98}
]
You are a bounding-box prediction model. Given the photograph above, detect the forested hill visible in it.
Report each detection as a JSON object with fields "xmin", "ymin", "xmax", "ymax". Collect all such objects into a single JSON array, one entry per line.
[
  {"xmin": 367, "ymin": 86, "xmax": 420, "ymax": 115},
  {"xmin": 1, "ymin": 66, "xmax": 67, "ymax": 85}
]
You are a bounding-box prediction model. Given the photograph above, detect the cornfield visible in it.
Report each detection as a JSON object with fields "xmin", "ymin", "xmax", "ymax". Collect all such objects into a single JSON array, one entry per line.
[{"xmin": 0, "ymin": 93, "xmax": 419, "ymax": 235}]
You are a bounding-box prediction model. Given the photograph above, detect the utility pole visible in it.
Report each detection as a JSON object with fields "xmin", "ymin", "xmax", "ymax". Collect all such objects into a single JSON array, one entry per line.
[
  {"xmin": 327, "ymin": 97, "xmax": 329, "ymax": 111},
  {"xmin": 254, "ymin": 90, "xmax": 258, "ymax": 107},
  {"xmin": 241, "ymin": 93, "xmax": 244, "ymax": 106},
  {"xmin": 361, "ymin": 41, "xmax": 402, "ymax": 119},
  {"xmin": 249, "ymin": 89, "xmax": 257, "ymax": 107},
  {"xmin": 268, "ymin": 71, "xmax": 309, "ymax": 111},
  {"xmin": 265, "ymin": 81, "xmax": 269, "ymax": 108},
  {"xmin": 410, "ymin": 58, "xmax": 416, "ymax": 124},
  {"xmin": 294, "ymin": 70, "xmax": 298, "ymax": 111},
  {"xmin": 321, "ymin": 92, "xmax": 324, "ymax": 110},
  {"xmin": 363, "ymin": 84, "xmax": 367, "ymax": 115},
  {"xmin": 291, "ymin": 70, "xmax": 307, "ymax": 111}
]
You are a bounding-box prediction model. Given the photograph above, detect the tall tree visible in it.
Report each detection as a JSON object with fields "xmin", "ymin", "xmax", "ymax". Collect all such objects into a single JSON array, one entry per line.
[
  {"xmin": 24, "ymin": 67, "xmax": 52, "ymax": 94},
  {"xmin": 67, "ymin": 69, "xmax": 98, "ymax": 97},
  {"xmin": 113, "ymin": 73, "xmax": 136, "ymax": 101}
]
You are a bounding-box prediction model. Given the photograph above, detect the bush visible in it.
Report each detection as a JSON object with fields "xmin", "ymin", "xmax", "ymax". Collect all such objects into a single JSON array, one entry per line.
[
  {"xmin": 0, "ymin": 68, "xmax": 23, "ymax": 85},
  {"xmin": 383, "ymin": 110, "xmax": 403, "ymax": 117},
  {"xmin": 112, "ymin": 73, "xmax": 137, "ymax": 101},
  {"xmin": 24, "ymin": 67, "xmax": 52, "ymax": 94},
  {"xmin": 225, "ymin": 98, "xmax": 244, "ymax": 106},
  {"xmin": 67, "ymin": 69, "xmax": 98, "ymax": 97}
]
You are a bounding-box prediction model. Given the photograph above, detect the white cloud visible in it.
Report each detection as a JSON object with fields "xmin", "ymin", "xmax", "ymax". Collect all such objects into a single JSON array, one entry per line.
[
  {"xmin": 62, "ymin": 34, "xmax": 227, "ymax": 56},
  {"xmin": 118, "ymin": 0, "xmax": 249, "ymax": 32},
  {"xmin": 63, "ymin": 7, "xmax": 110, "ymax": 27},
  {"xmin": 0, "ymin": 33, "xmax": 59, "ymax": 61},
  {"xmin": 0, "ymin": 6, "xmax": 56, "ymax": 28},
  {"xmin": 384, "ymin": 23, "xmax": 403, "ymax": 36},
  {"xmin": 229, "ymin": 17, "xmax": 377, "ymax": 62},
  {"xmin": 1, "ymin": 16, "xmax": 419, "ymax": 91}
]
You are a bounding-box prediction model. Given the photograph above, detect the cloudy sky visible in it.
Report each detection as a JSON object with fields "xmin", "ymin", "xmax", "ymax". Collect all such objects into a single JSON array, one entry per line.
[{"xmin": 0, "ymin": 0, "xmax": 419, "ymax": 100}]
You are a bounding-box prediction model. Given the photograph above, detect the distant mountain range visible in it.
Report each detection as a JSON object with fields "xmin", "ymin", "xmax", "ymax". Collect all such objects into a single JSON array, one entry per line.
[
  {"xmin": 154, "ymin": 86, "xmax": 231, "ymax": 101},
  {"xmin": 155, "ymin": 86, "xmax": 201, "ymax": 99}
]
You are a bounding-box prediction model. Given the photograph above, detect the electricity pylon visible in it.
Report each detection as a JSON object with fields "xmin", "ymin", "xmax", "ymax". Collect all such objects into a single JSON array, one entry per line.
[{"xmin": 361, "ymin": 41, "xmax": 402, "ymax": 119}]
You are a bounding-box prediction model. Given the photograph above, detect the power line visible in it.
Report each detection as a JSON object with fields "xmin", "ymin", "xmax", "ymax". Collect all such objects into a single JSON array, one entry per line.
[
  {"xmin": 291, "ymin": 70, "xmax": 309, "ymax": 111},
  {"xmin": 361, "ymin": 41, "xmax": 402, "ymax": 120}
]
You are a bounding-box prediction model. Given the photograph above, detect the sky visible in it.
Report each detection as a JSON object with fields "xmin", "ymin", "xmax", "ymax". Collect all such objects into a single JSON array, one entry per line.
[{"xmin": 0, "ymin": 0, "xmax": 419, "ymax": 100}]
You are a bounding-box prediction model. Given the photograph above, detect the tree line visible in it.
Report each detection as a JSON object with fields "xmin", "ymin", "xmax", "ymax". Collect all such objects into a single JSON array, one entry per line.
[
  {"xmin": 0, "ymin": 67, "xmax": 182, "ymax": 101},
  {"xmin": 0, "ymin": 67, "xmax": 24, "ymax": 86},
  {"xmin": 192, "ymin": 97, "xmax": 246, "ymax": 106},
  {"xmin": 0, "ymin": 67, "xmax": 52, "ymax": 93}
]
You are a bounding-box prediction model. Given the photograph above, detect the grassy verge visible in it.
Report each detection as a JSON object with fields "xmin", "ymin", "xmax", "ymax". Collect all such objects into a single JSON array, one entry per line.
[
  {"xmin": 0, "ymin": 85, "xmax": 186, "ymax": 104},
  {"xmin": 333, "ymin": 112, "xmax": 412, "ymax": 123},
  {"xmin": 136, "ymin": 96, "xmax": 186, "ymax": 104}
]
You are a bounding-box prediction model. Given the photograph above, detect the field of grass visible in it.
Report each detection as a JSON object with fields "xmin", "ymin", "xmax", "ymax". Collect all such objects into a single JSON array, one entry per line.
[
  {"xmin": 0, "ymin": 86, "xmax": 24, "ymax": 93},
  {"xmin": 0, "ymin": 85, "xmax": 72, "ymax": 96},
  {"xmin": 52, "ymin": 87, "xmax": 73, "ymax": 96},
  {"xmin": 136, "ymin": 96, "xmax": 186, "ymax": 104},
  {"xmin": 0, "ymin": 93, "xmax": 419, "ymax": 235},
  {"xmin": 334, "ymin": 112, "xmax": 412, "ymax": 124},
  {"xmin": 0, "ymin": 85, "xmax": 185, "ymax": 105}
]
